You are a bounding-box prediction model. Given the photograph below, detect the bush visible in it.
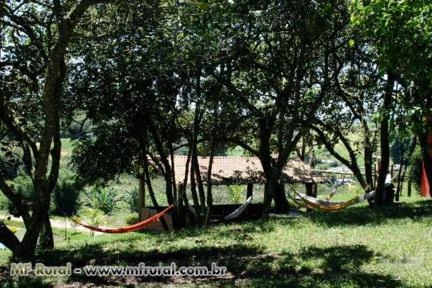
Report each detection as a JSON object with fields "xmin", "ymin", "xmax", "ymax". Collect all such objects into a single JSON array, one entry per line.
[
  {"xmin": 123, "ymin": 187, "xmax": 140, "ymax": 213},
  {"xmin": 53, "ymin": 175, "xmax": 81, "ymax": 216},
  {"xmin": 78, "ymin": 207, "xmax": 105, "ymax": 236},
  {"xmin": 125, "ymin": 214, "xmax": 139, "ymax": 225},
  {"xmin": 6, "ymin": 174, "xmax": 35, "ymax": 217},
  {"xmin": 82, "ymin": 186, "xmax": 120, "ymax": 214}
]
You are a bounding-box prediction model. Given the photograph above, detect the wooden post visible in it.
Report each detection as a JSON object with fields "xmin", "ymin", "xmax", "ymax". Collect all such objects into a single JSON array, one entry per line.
[
  {"xmin": 246, "ymin": 183, "xmax": 253, "ymax": 199},
  {"xmin": 305, "ymin": 183, "xmax": 313, "ymax": 196},
  {"xmin": 313, "ymin": 183, "xmax": 318, "ymax": 198},
  {"xmin": 305, "ymin": 183, "xmax": 314, "ymax": 212}
]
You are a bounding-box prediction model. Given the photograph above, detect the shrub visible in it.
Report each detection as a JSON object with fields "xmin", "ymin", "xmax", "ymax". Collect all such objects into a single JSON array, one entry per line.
[
  {"xmin": 228, "ymin": 185, "xmax": 244, "ymax": 204},
  {"xmin": 125, "ymin": 214, "xmax": 139, "ymax": 225},
  {"xmin": 123, "ymin": 187, "xmax": 140, "ymax": 213},
  {"xmin": 82, "ymin": 186, "xmax": 120, "ymax": 214},
  {"xmin": 78, "ymin": 207, "xmax": 105, "ymax": 236},
  {"xmin": 53, "ymin": 176, "xmax": 81, "ymax": 216},
  {"xmin": 6, "ymin": 174, "xmax": 35, "ymax": 217}
]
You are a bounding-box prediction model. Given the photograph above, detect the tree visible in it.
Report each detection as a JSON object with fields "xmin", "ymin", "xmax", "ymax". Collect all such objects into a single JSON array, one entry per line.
[
  {"xmin": 212, "ymin": 0, "xmax": 348, "ymax": 214},
  {"xmin": 70, "ymin": 0, "xmax": 238, "ymax": 226},
  {"xmin": 312, "ymin": 35, "xmax": 383, "ymax": 192},
  {"xmin": 69, "ymin": 0, "xmax": 188, "ymax": 225},
  {"xmin": 351, "ymin": 0, "xmax": 432, "ymax": 201},
  {"xmin": 0, "ymin": 0, "xmax": 113, "ymax": 258}
]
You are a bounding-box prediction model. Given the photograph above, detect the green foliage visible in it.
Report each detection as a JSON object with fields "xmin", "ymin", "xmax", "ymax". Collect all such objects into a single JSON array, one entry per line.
[
  {"xmin": 123, "ymin": 187, "xmax": 140, "ymax": 213},
  {"xmin": 78, "ymin": 207, "xmax": 105, "ymax": 236},
  {"xmin": 408, "ymin": 146, "xmax": 422, "ymax": 190},
  {"xmin": 350, "ymin": 0, "xmax": 432, "ymax": 132},
  {"xmin": 11, "ymin": 174, "xmax": 36, "ymax": 201},
  {"xmin": 0, "ymin": 194, "xmax": 9, "ymax": 210},
  {"xmin": 227, "ymin": 185, "xmax": 244, "ymax": 204},
  {"xmin": 351, "ymin": 0, "xmax": 432, "ymax": 77},
  {"xmin": 125, "ymin": 214, "xmax": 139, "ymax": 225},
  {"xmin": 82, "ymin": 186, "xmax": 120, "ymax": 215},
  {"xmin": 71, "ymin": 127, "xmax": 140, "ymax": 186},
  {"xmin": 53, "ymin": 174, "xmax": 81, "ymax": 216}
]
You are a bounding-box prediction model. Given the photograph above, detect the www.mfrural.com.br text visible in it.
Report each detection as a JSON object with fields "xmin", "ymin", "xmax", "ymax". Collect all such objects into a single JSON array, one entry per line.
[{"xmin": 10, "ymin": 262, "xmax": 227, "ymax": 277}]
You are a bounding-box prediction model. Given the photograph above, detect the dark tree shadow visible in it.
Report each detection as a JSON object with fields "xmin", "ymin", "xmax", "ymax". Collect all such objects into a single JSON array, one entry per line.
[
  {"xmin": 0, "ymin": 275, "xmax": 53, "ymax": 288},
  {"xmin": 1, "ymin": 201, "xmax": 430, "ymax": 287},
  {"xmin": 0, "ymin": 240, "xmax": 415, "ymax": 287}
]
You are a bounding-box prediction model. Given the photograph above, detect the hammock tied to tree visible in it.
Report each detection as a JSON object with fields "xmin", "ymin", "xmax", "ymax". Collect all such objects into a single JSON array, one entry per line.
[
  {"xmin": 224, "ymin": 195, "xmax": 253, "ymax": 221},
  {"xmin": 291, "ymin": 190, "xmax": 376, "ymax": 212},
  {"xmin": 71, "ymin": 205, "xmax": 175, "ymax": 234}
]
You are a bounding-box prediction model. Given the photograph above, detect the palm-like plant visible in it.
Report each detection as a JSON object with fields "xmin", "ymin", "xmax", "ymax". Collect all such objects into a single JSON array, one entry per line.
[
  {"xmin": 78, "ymin": 207, "xmax": 106, "ymax": 236},
  {"xmin": 82, "ymin": 186, "xmax": 120, "ymax": 214}
]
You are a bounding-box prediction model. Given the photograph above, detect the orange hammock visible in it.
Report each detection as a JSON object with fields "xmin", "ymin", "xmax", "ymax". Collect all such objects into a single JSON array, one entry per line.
[{"xmin": 71, "ymin": 205, "xmax": 174, "ymax": 234}]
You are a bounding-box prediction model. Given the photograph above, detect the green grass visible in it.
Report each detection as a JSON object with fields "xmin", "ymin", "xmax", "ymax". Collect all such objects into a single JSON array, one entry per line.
[
  {"xmin": 1, "ymin": 195, "xmax": 431, "ymax": 287},
  {"xmin": 0, "ymin": 137, "xmax": 427, "ymax": 287}
]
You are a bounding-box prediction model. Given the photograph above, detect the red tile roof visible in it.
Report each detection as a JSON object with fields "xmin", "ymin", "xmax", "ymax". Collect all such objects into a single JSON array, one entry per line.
[{"xmin": 167, "ymin": 156, "xmax": 327, "ymax": 185}]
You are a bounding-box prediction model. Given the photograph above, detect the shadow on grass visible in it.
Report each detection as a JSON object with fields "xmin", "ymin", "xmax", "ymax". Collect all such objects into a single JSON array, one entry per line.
[
  {"xmin": 306, "ymin": 199, "xmax": 432, "ymax": 227},
  {"xmin": 0, "ymin": 240, "xmax": 411, "ymax": 287},
  {"xmin": 2, "ymin": 201, "xmax": 430, "ymax": 287},
  {"xmin": 0, "ymin": 275, "xmax": 52, "ymax": 288}
]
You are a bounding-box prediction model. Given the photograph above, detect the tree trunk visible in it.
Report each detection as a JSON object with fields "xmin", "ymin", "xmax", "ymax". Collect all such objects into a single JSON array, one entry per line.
[
  {"xmin": 273, "ymin": 182, "xmax": 289, "ymax": 212},
  {"xmin": 192, "ymin": 150, "xmax": 206, "ymax": 213},
  {"xmin": 138, "ymin": 172, "xmax": 145, "ymax": 220},
  {"xmin": 39, "ymin": 213, "xmax": 54, "ymax": 250},
  {"xmin": 397, "ymin": 138, "xmax": 417, "ymax": 199},
  {"xmin": 364, "ymin": 132, "xmax": 375, "ymax": 190},
  {"xmin": 169, "ymin": 146, "xmax": 177, "ymax": 204},
  {"xmin": 408, "ymin": 178, "xmax": 412, "ymax": 197},
  {"xmin": 259, "ymin": 117, "xmax": 275, "ymax": 217},
  {"xmin": 0, "ymin": 223, "xmax": 20, "ymax": 253},
  {"xmin": 164, "ymin": 168, "xmax": 174, "ymax": 204},
  {"xmin": 143, "ymin": 156, "xmax": 159, "ymax": 208},
  {"xmin": 189, "ymin": 154, "xmax": 199, "ymax": 209},
  {"xmin": 14, "ymin": 211, "xmax": 44, "ymax": 259},
  {"xmin": 142, "ymin": 159, "xmax": 169, "ymax": 232},
  {"xmin": 145, "ymin": 117, "xmax": 175, "ymax": 204},
  {"xmin": 176, "ymin": 149, "xmax": 194, "ymax": 228},
  {"xmin": 262, "ymin": 179, "xmax": 275, "ymax": 217},
  {"xmin": 204, "ymin": 140, "xmax": 216, "ymax": 226},
  {"xmin": 375, "ymin": 73, "xmax": 395, "ymax": 207}
]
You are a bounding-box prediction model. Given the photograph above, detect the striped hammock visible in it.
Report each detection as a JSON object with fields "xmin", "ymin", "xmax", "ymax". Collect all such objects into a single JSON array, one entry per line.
[
  {"xmin": 224, "ymin": 195, "xmax": 253, "ymax": 221},
  {"xmin": 292, "ymin": 191, "xmax": 375, "ymax": 212},
  {"xmin": 71, "ymin": 205, "xmax": 174, "ymax": 233}
]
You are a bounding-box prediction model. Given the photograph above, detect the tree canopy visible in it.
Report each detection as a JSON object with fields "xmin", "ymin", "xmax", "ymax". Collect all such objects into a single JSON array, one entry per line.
[{"xmin": 1, "ymin": 0, "xmax": 432, "ymax": 258}]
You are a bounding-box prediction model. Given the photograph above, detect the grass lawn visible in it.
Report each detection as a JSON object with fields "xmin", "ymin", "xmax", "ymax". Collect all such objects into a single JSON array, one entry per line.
[{"xmin": 0, "ymin": 195, "xmax": 431, "ymax": 287}]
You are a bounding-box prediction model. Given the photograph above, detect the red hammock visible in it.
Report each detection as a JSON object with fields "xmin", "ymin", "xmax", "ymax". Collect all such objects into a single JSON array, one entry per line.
[{"xmin": 71, "ymin": 205, "xmax": 174, "ymax": 234}]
